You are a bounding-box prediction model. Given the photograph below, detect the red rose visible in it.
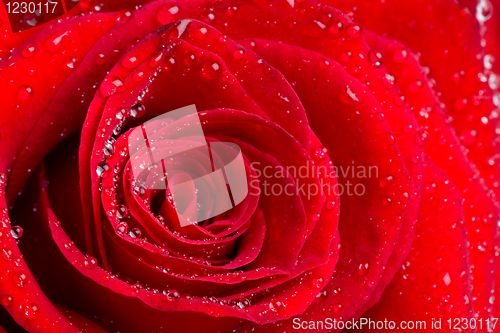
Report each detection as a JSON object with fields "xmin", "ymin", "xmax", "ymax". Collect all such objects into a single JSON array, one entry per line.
[{"xmin": 0, "ymin": 0, "xmax": 498, "ymax": 332}]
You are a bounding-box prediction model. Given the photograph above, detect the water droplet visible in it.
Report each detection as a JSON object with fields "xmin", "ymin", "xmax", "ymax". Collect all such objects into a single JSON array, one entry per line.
[
  {"xmin": 10, "ymin": 226, "xmax": 23, "ymax": 239},
  {"xmin": 326, "ymin": 200, "xmax": 336, "ymax": 209},
  {"xmin": 329, "ymin": 21, "xmax": 343, "ymax": 34},
  {"xmin": 95, "ymin": 53, "xmax": 107, "ymax": 65},
  {"xmin": 206, "ymin": 13, "xmax": 216, "ymax": 23},
  {"xmin": 1, "ymin": 296, "xmax": 13, "ymax": 307},
  {"xmin": 233, "ymin": 49, "xmax": 244, "ymax": 59},
  {"xmin": 368, "ymin": 51, "xmax": 381, "ymax": 67},
  {"xmin": 100, "ymin": 76, "xmax": 123, "ymax": 97},
  {"xmin": 417, "ymin": 131, "xmax": 429, "ymax": 145},
  {"xmin": 156, "ymin": 5, "xmax": 181, "ymax": 25},
  {"xmin": 194, "ymin": 26, "xmax": 208, "ymax": 39},
  {"xmin": 84, "ymin": 256, "xmax": 98, "ymax": 269},
  {"xmin": 21, "ymin": 45, "xmax": 36, "ymax": 58},
  {"xmin": 315, "ymin": 146, "xmax": 329, "ymax": 159},
  {"xmin": 116, "ymin": 222, "xmax": 128, "ymax": 235},
  {"xmin": 313, "ymin": 277, "xmax": 324, "ymax": 288},
  {"xmin": 116, "ymin": 205, "xmax": 128, "ymax": 219},
  {"xmin": 382, "ymin": 73, "xmax": 396, "ymax": 88},
  {"xmin": 65, "ymin": 58, "xmax": 77, "ymax": 69},
  {"xmin": 393, "ymin": 48, "xmax": 408, "ymax": 62},
  {"xmin": 319, "ymin": 57, "xmax": 331, "ymax": 69},
  {"xmin": 18, "ymin": 86, "xmax": 34, "ymax": 100},
  {"xmin": 379, "ymin": 176, "xmax": 393, "ymax": 187},
  {"xmin": 454, "ymin": 98, "xmax": 468, "ymax": 111},
  {"xmin": 130, "ymin": 104, "xmax": 146, "ymax": 118},
  {"xmin": 121, "ymin": 55, "xmax": 139, "ymax": 69},
  {"xmin": 382, "ymin": 197, "xmax": 392, "ymax": 206},
  {"xmin": 268, "ymin": 299, "xmax": 284, "ymax": 312},
  {"xmin": 346, "ymin": 24, "xmax": 362, "ymax": 38},
  {"xmin": 339, "ymin": 86, "xmax": 359, "ymax": 104},
  {"xmin": 129, "ymin": 228, "xmax": 141, "ymax": 238},
  {"xmin": 116, "ymin": 10, "xmax": 132, "ymax": 24},
  {"xmin": 333, "ymin": 303, "xmax": 342, "ymax": 313},
  {"xmin": 43, "ymin": 31, "xmax": 69, "ymax": 53},
  {"xmin": 201, "ymin": 60, "xmax": 221, "ymax": 80},
  {"xmin": 149, "ymin": 52, "xmax": 165, "ymax": 68},
  {"xmin": 96, "ymin": 162, "xmax": 110, "ymax": 178},
  {"xmin": 2, "ymin": 248, "xmax": 13, "ymax": 261},
  {"xmin": 484, "ymin": 54, "xmax": 495, "ymax": 70},
  {"xmin": 409, "ymin": 80, "xmax": 422, "ymax": 92},
  {"xmin": 23, "ymin": 303, "xmax": 38, "ymax": 318},
  {"xmin": 164, "ymin": 289, "xmax": 181, "ymax": 302},
  {"xmin": 424, "ymin": 182, "xmax": 437, "ymax": 194},
  {"xmin": 394, "ymin": 94, "xmax": 405, "ymax": 107},
  {"xmin": 476, "ymin": 0, "xmax": 493, "ymax": 24},
  {"xmin": 358, "ymin": 262, "xmax": 369, "ymax": 276},
  {"xmin": 482, "ymin": 213, "xmax": 493, "ymax": 225},
  {"xmin": 443, "ymin": 272, "xmax": 451, "ymax": 286},
  {"xmin": 132, "ymin": 71, "xmax": 145, "ymax": 82},
  {"xmin": 386, "ymin": 133, "xmax": 395, "ymax": 145},
  {"xmin": 13, "ymin": 271, "xmax": 29, "ymax": 287}
]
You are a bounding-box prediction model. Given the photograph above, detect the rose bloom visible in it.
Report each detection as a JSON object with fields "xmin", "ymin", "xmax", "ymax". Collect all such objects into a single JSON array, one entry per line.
[{"xmin": 0, "ymin": 0, "xmax": 499, "ymax": 332}]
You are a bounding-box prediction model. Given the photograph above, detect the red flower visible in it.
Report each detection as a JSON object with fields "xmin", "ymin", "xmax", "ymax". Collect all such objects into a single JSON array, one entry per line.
[{"xmin": 0, "ymin": 0, "xmax": 498, "ymax": 332}]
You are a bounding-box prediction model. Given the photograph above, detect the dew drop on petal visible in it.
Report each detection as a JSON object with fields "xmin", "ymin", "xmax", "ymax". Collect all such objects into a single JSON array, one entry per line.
[
  {"xmin": 329, "ymin": 21, "xmax": 343, "ymax": 35},
  {"xmin": 116, "ymin": 10, "xmax": 133, "ymax": 24},
  {"xmin": 346, "ymin": 24, "xmax": 362, "ymax": 38},
  {"xmin": 2, "ymin": 247, "xmax": 13, "ymax": 261},
  {"xmin": 393, "ymin": 48, "xmax": 408, "ymax": 62},
  {"xmin": 368, "ymin": 51, "xmax": 382, "ymax": 67},
  {"xmin": 21, "ymin": 45, "xmax": 36, "ymax": 58},
  {"xmin": 130, "ymin": 104, "xmax": 146, "ymax": 118},
  {"xmin": 201, "ymin": 60, "xmax": 221, "ymax": 80},
  {"xmin": 156, "ymin": 5, "xmax": 181, "ymax": 25},
  {"xmin": 96, "ymin": 162, "xmax": 110, "ymax": 178},
  {"xmin": 233, "ymin": 49, "xmax": 244, "ymax": 59},
  {"xmin": 121, "ymin": 55, "xmax": 139, "ymax": 69},
  {"xmin": 128, "ymin": 228, "xmax": 141, "ymax": 238},
  {"xmin": 23, "ymin": 303, "xmax": 38, "ymax": 318},
  {"xmin": 163, "ymin": 289, "xmax": 181, "ymax": 302},
  {"xmin": 10, "ymin": 225, "xmax": 23, "ymax": 239},
  {"xmin": 443, "ymin": 272, "xmax": 451, "ymax": 286},
  {"xmin": 116, "ymin": 222, "xmax": 128, "ymax": 235},
  {"xmin": 194, "ymin": 27, "xmax": 208, "ymax": 39},
  {"xmin": 313, "ymin": 277, "xmax": 324, "ymax": 288},
  {"xmin": 340, "ymin": 86, "xmax": 359, "ymax": 104},
  {"xmin": 43, "ymin": 31, "xmax": 69, "ymax": 53},
  {"xmin": 1, "ymin": 296, "xmax": 13, "ymax": 307},
  {"xmin": 382, "ymin": 73, "xmax": 396, "ymax": 88},
  {"xmin": 116, "ymin": 205, "xmax": 129, "ymax": 219},
  {"xmin": 358, "ymin": 263, "xmax": 369, "ymax": 276},
  {"xmin": 268, "ymin": 299, "xmax": 284, "ymax": 312},
  {"xmin": 95, "ymin": 53, "xmax": 107, "ymax": 65},
  {"xmin": 409, "ymin": 79, "xmax": 422, "ymax": 92},
  {"xmin": 99, "ymin": 77, "xmax": 123, "ymax": 97},
  {"xmin": 18, "ymin": 86, "xmax": 34, "ymax": 100},
  {"xmin": 454, "ymin": 98, "xmax": 468, "ymax": 111},
  {"xmin": 315, "ymin": 146, "xmax": 329, "ymax": 159},
  {"xmin": 13, "ymin": 271, "xmax": 29, "ymax": 288},
  {"xmin": 326, "ymin": 200, "xmax": 336, "ymax": 209}
]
